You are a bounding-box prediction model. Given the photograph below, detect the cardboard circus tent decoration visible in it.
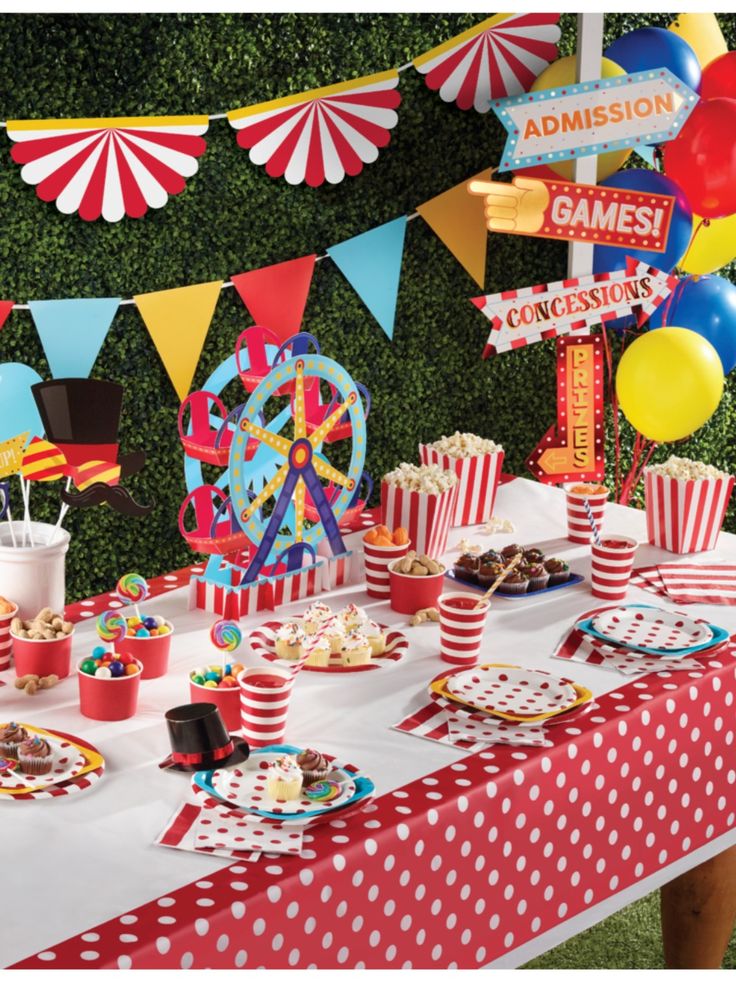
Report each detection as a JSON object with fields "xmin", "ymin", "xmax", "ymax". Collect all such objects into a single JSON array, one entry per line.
[
  {"xmin": 468, "ymin": 175, "xmax": 676, "ymax": 252},
  {"xmin": 492, "ymin": 68, "xmax": 699, "ymax": 172},
  {"xmin": 526, "ymin": 335, "xmax": 605, "ymax": 485},
  {"xmin": 473, "ymin": 258, "xmax": 678, "ymax": 356}
]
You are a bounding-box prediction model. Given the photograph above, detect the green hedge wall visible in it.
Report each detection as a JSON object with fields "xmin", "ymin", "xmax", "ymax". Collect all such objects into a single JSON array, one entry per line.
[{"xmin": 0, "ymin": 12, "xmax": 734, "ymax": 601}]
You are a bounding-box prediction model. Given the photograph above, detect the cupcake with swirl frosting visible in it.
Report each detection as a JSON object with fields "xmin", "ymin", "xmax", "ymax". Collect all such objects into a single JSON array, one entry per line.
[
  {"xmin": 296, "ymin": 748, "xmax": 330, "ymax": 787},
  {"xmin": 0, "ymin": 722, "xmax": 29, "ymax": 760},
  {"xmin": 18, "ymin": 735, "xmax": 53, "ymax": 775}
]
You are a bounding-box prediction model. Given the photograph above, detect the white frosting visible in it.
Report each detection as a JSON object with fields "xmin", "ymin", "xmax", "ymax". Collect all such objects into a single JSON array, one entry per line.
[
  {"xmin": 276, "ymin": 623, "xmax": 305, "ymax": 645},
  {"xmin": 268, "ymin": 755, "xmax": 302, "ymax": 783},
  {"xmin": 361, "ymin": 620, "xmax": 384, "ymax": 639},
  {"xmin": 342, "ymin": 631, "xmax": 370, "ymax": 651},
  {"xmin": 340, "ymin": 603, "xmax": 367, "ymax": 631}
]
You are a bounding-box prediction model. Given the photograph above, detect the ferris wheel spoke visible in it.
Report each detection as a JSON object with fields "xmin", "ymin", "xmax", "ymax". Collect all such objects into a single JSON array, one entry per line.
[
  {"xmin": 294, "ymin": 477, "xmax": 305, "ymax": 543},
  {"xmin": 294, "ymin": 362, "xmax": 307, "ymax": 441},
  {"xmin": 308, "ymin": 393, "xmax": 355, "ymax": 447},
  {"xmin": 240, "ymin": 461, "xmax": 289, "ymax": 522},
  {"xmin": 312, "ymin": 456, "xmax": 354, "ymax": 490},
  {"xmin": 242, "ymin": 420, "xmax": 293, "ymax": 458}
]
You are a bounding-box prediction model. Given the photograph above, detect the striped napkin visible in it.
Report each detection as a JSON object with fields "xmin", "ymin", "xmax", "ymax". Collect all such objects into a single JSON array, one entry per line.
[
  {"xmin": 631, "ymin": 565, "xmax": 669, "ymax": 598},
  {"xmin": 393, "ymin": 702, "xmax": 552, "ymax": 749},
  {"xmin": 657, "ymin": 563, "xmax": 736, "ymax": 605},
  {"xmin": 156, "ymin": 800, "xmax": 265, "ymax": 861}
]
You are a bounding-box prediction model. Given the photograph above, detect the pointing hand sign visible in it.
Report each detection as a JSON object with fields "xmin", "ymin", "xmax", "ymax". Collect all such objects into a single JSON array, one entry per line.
[{"xmin": 468, "ymin": 176, "xmax": 550, "ymax": 234}]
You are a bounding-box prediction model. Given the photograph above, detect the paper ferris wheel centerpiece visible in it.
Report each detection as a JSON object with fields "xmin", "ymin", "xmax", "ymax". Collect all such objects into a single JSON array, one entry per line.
[{"xmin": 7, "ymin": 115, "xmax": 209, "ymax": 222}]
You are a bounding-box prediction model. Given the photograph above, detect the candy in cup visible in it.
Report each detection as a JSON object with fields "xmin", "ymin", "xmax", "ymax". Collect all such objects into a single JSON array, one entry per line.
[
  {"xmin": 189, "ymin": 620, "xmax": 244, "ymax": 731},
  {"xmin": 78, "ymin": 611, "xmax": 141, "ymax": 721}
]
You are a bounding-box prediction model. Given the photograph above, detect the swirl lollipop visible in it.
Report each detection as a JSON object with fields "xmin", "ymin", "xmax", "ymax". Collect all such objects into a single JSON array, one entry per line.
[
  {"xmin": 210, "ymin": 619, "xmax": 242, "ymax": 675},
  {"xmin": 96, "ymin": 610, "xmax": 127, "ymax": 648},
  {"xmin": 116, "ymin": 572, "xmax": 149, "ymax": 621}
]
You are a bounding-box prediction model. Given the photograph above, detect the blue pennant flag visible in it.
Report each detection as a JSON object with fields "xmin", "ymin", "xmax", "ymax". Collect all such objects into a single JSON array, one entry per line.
[
  {"xmin": 327, "ymin": 216, "xmax": 407, "ymax": 341},
  {"xmin": 29, "ymin": 297, "xmax": 121, "ymax": 379}
]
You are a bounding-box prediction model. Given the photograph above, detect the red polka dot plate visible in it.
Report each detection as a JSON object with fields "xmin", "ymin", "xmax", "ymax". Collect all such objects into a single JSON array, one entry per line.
[
  {"xmin": 0, "ymin": 725, "xmax": 104, "ymax": 799},
  {"xmin": 445, "ymin": 664, "xmax": 578, "ymax": 716},
  {"xmin": 590, "ymin": 605, "xmax": 714, "ymax": 651},
  {"xmin": 249, "ymin": 620, "xmax": 407, "ymax": 672}
]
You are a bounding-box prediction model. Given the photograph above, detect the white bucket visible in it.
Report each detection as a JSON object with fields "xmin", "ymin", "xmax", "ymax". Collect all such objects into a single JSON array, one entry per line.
[{"xmin": 0, "ymin": 522, "xmax": 70, "ymax": 619}]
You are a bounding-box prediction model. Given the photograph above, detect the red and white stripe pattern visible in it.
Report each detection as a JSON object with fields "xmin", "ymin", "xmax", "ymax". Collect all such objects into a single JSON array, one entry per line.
[
  {"xmin": 645, "ymin": 470, "xmax": 735, "ymax": 555},
  {"xmin": 381, "ymin": 481, "xmax": 458, "ymax": 559},
  {"xmin": 420, "ymin": 445, "xmax": 504, "ymax": 527},
  {"xmin": 323, "ymin": 551, "xmax": 353, "ymax": 591},
  {"xmin": 227, "ymin": 71, "xmax": 400, "ymax": 187},
  {"xmin": 0, "ymin": 603, "xmax": 16, "ymax": 672},
  {"xmin": 7, "ymin": 116, "xmax": 209, "ymax": 222},
  {"xmin": 413, "ymin": 13, "xmax": 560, "ymax": 113},
  {"xmin": 249, "ymin": 620, "xmax": 407, "ymax": 674},
  {"xmin": 188, "ymin": 576, "xmax": 273, "ymax": 621},
  {"xmin": 238, "ymin": 668, "xmax": 295, "ymax": 748},
  {"xmin": 590, "ymin": 537, "xmax": 638, "ymax": 601},
  {"xmin": 565, "ymin": 486, "xmax": 608, "ymax": 544},
  {"xmin": 652, "ymin": 564, "xmax": 736, "ymax": 605},
  {"xmin": 362, "ymin": 540, "xmax": 410, "ymax": 599},
  {"xmin": 438, "ymin": 593, "xmax": 489, "ymax": 666},
  {"xmin": 270, "ymin": 560, "xmax": 325, "ymax": 609}
]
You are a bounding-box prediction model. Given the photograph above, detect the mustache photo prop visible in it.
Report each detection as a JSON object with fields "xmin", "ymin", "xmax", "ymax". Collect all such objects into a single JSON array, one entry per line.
[{"xmin": 60, "ymin": 482, "xmax": 153, "ymax": 518}]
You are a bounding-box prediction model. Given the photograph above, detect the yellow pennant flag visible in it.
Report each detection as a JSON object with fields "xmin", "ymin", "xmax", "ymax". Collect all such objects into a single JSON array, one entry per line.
[
  {"xmin": 0, "ymin": 432, "xmax": 29, "ymax": 479},
  {"xmin": 669, "ymin": 13, "xmax": 727, "ymax": 69},
  {"xmin": 416, "ymin": 169, "xmax": 492, "ymax": 288},
  {"xmin": 135, "ymin": 281, "xmax": 223, "ymax": 403}
]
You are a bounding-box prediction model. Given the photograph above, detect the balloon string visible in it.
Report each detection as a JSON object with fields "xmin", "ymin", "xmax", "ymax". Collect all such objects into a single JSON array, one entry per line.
[{"xmin": 679, "ymin": 217, "xmax": 710, "ymax": 275}]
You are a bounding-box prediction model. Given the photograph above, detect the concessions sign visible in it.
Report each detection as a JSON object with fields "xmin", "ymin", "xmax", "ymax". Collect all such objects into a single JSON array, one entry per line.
[
  {"xmin": 468, "ymin": 176, "xmax": 676, "ymax": 252},
  {"xmin": 493, "ymin": 68, "xmax": 698, "ymax": 172},
  {"xmin": 526, "ymin": 335, "xmax": 605, "ymax": 484},
  {"xmin": 473, "ymin": 258, "xmax": 678, "ymax": 356}
]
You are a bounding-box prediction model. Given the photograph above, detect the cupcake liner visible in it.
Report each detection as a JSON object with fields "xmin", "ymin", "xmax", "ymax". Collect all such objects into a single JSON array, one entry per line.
[
  {"xmin": 527, "ymin": 572, "xmax": 550, "ymax": 592},
  {"xmin": 497, "ymin": 578, "xmax": 529, "ymax": 595},
  {"xmin": 0, "ymin": 740, "xmax": 23, "ymax": 760},
  {"xmin": 547, "ymin": 570, "xmax": 571, "ymax": 586},
  {"xmin": 18, "ymin": 751, "xmax": 53, "ymax": 775}
]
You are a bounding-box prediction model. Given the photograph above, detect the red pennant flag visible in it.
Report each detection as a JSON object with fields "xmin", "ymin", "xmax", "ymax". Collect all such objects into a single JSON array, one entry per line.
[
  {"xmin": 0, "ymin": 301, "xmax": 14, "ymax": 330},
  {"xmin": 231, "ymin": 255, "xmax": 316, "ymax": 344}
]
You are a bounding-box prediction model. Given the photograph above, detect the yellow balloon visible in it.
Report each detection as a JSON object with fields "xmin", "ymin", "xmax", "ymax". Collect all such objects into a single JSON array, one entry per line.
[
  {"xmin": 616, "ymin": 328, "xmax": 724, "ymax": 443},
  {"xmin": 531, "ymin": 57, "xmax": 632, "ymax": 181},
  {"xmin": 680, "ymin": 213, "xmax": 736, "ymax": 275},
  {"xmin": 668, "ymin": 13, "xmax": 727, "ymax": 69}
]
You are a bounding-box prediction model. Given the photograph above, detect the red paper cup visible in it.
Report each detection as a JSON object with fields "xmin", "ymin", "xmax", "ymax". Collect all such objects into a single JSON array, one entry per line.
[
  {"xmin": 591, "ymin": 536, "xmax": 638, "ymax": 601},
  {"xmin": 0, "ymin": 603, "xmax": 18, "ymax": 672},
  {"xmin": 190, "ymin": 679, "xmax": 241, "ymax": 732},
  {"xmin": 438, "ymin": 592, "xmax": 490, "ymax": 665},
  {"xmin": 77, "ymin": 658, "xmax": 142, "ymax": 721},
  {"xmin": 565, "ymin": 485, "xmax": 609, "ymax": 544},
  {"xmin": 388, "ymin": 560, "xmax": 446, "ymax": 615},
  {"xmin": 238, "ymin": 666, "xmax": 294, "ymax": 748},
  {"xmin": 11, "ymin": 627, "xmax": 73, "ymax": 680},
  {"xmin": 114, "ymin": 622, "xmax": 174, "ymax": 680},
  {"xmin": 363, "ymin": 541, "xmax": 410, "ymax": 599}
]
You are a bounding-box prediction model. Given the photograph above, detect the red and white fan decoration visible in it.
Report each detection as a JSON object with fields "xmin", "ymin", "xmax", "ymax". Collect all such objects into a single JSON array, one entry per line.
[
  {"xmin": 413, "ymin": 13, "xmax": 561, "ymax": 112},
  {"xmin": 227, "ymin": 70, "xmax": 401, "ymax": 186},
  {"xmin": 6, "ymin": 115, "xmax": 209, "ymax": 222}
]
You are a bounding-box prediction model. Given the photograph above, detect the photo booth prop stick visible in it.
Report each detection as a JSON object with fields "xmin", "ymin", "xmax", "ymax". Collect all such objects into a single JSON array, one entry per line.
[
  {"xmin": 0, "ymin": 433, "xmax": 30, "ymax": 547},
  {"xmin": 20, "ymin": 437, "xmax": 69, "ymax": 546},
  {"xmin": 0, "ymin": 480, "xmax": 14, "ymax": 548},
  {"xmin": 468, "ymin": 176, "xmax": 676, "ymax": 253},
  {"xmin": 526, "ymin": 335, "xmax": 605, "ymax": 484},
  {"xmin": 492, "ymin": 68, "xmax": 699, "ymax": 173},
  {"xmin": 473, "ymin": 258, "xmax": 678, "ymax": 356}
]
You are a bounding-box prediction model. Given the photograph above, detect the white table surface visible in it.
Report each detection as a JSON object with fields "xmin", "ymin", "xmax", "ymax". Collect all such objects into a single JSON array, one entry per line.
[{"xmin": 3, "ymin": 477, "xmax": 735, "ymax": 967}]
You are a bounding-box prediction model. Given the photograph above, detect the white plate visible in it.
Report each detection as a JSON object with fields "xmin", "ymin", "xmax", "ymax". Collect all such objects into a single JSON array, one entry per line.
[
  {"xmin": 445, "ymin": 666, "xmax": 578, "ymax": 716},
  {"xmin": 210, "ymin": 752, "xmax": 356, "ymax": 817},
  {"xmin": 0, "ymin": 742, "xmax": 87, "ymax": 793},
  {"xmin": 590, "ymin": 606, "xmax": 713, "ymax": 651}
]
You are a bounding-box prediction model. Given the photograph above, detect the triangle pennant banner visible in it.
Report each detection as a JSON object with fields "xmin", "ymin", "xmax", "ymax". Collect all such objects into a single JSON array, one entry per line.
[
  {"xmin": 134, "ymin": 281, "xmax": 223, "ymax": 402},
  {"xmin": 28, "ymin": 297, "xmax": 121, "ymax": 379},
  {"xmin": 416, "ymin": 169, "xmax": 491, "ymax": 288},
  {"xmin": 0, "ymin": 301, "xmax": 14, "ymax": 331},
  {"xmin": 327, "ymin": 217, "xmax": 407, "ymax": 340},
  {"xmin": 231, "ymin": 255, "xmax": 316, "ymax": 344}
]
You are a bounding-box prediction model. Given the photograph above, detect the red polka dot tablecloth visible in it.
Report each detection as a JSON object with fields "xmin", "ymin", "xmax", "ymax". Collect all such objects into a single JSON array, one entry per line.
[{"xmin": 14, "ymin": 641, "xmax": 736, "ymax": 969}]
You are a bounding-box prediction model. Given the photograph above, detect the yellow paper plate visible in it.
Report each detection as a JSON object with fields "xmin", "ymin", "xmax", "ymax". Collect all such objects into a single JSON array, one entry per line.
[{"xmin": 0, "ymin": 723, "xmax": 104, "ymax": 796}]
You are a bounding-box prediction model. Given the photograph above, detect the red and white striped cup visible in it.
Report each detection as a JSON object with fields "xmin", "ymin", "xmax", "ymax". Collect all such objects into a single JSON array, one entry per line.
[
  {"xmin": 590, "ymin": 536, "xmax": 638, "ymax": 601},
  {"xmin": 438, "ymin": 592, "xmax": 490, "ymax": 666},
  {"xmin": 0, "ymin": 602, "xmax": 18, "ymax": 672},
  {"xmin": 238, "ymin": 666, "xmax": 295, "ymax": 748},
  {"xmin": 363, "ymin": 540, "xmax": 410, "ymax": 599},
  {"xmin": 565, "ymin": 485, "xmax": 609, "ymax": 544}
]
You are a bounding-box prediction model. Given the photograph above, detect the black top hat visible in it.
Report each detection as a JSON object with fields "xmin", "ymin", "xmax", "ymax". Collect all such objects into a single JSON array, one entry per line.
[{"xmin": 160, "ymin": 703, "xmax": 250, "ymax": 772}]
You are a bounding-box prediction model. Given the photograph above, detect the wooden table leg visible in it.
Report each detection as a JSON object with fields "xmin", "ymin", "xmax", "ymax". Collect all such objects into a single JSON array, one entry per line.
[{"xmin": 661, "ymin": 845, "xmax": 736, "ymax": 968}]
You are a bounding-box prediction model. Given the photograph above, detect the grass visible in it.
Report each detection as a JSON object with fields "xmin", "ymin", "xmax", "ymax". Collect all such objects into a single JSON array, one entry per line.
[{"xmin": 523, "ymin": 891, "xmax": 736, "ymax": 970}]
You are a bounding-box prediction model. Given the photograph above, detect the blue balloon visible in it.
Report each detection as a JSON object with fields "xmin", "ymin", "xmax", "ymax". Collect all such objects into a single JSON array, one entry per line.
[
  {"xmin": 605, "ymin": 27, "xmax": 701, "ymax": 93},
  {"xmin": 648, "ymin": 275, "xmax": 736, "ymax": 375},
  {"xmin": 0, "ymin": 363, "xmax": 44, "ymax": 443},
  {"xmin": 592, "ymin": 169, "xmax": 693, "ymax": 277}
]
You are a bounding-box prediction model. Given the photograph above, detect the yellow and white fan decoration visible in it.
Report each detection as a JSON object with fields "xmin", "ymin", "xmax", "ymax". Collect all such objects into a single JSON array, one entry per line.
[{"xmin": 6, "ymin": 115, "xmax": 209, "ymax": 222}]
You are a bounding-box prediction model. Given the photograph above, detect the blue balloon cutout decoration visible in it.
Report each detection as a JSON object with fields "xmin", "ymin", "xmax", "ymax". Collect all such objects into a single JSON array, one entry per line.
[
  {"xmin": 0, "ymin": 363, "xmax": 44, "ymax": 443},
  {"xmin": 648, "ymin": 275, "xmax": 736, "ymax": 375},
  {"xmin": 605, "ymin": 27, "xmax": 702, "ymax": 93}
]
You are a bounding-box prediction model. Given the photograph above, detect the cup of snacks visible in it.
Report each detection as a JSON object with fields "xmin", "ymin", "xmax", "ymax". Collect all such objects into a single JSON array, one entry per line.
[
  {"xmin": 10, "ymin": 606, "xmax": 74, "ymax": 680},
  {"xmin": 111, "ymin": 573, "xmax": 173, "ymax": 679},
  {"xmin": 388, "ymin": 550, "xmax": 446, "ymax": 614},
  {"xmin": 362, "ymin": 525, "xmax": 410, "ymax": 599},
  {"xmin": 0, "ymin": 595, "xmax": 18, "ymax": 672},
  {"xmin": 381, "ymin": 463, "xmax": 459, "ymax": 559},
  {"xmin": 189, "ymin": 620, "xmax": 245, "ymax": 731},
  {"xmin": 645, "ymin": 456, "xmax": 735, "ymax": 554},
  {"xmin": 564, "ymin": 483, "xmax": 609, "ymax": 545},
  {"xmin": 78, "ymin": 612, "xmax": 142, "ymax": 721},
  {"xmin": 420, "ymin": 432, "xmax": 505, "ymax": 528}
]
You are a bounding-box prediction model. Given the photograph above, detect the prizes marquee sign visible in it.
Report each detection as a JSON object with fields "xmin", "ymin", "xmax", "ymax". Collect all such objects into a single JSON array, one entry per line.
[{"xmin": 492, "ymin": 68, "xmax": 699, "ymax": 172}]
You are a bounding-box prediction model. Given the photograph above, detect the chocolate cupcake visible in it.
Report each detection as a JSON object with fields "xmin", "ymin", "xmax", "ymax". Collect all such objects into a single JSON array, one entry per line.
[
  {"xmin": 520, "ymin": 562, "xmax": 550, "ymax": 592},
  {"xmin": 296, "ymin": 748, "xmax": 330, "ymax": 787},
  {"xmin": 0, "ymin": 722, "xmax": 29, "ymax": 760},
  {"xmin": 478, "ymin": 561, "xmax": 505, "ymax": 588},
  {"xmin": 479, "ymin": 549, "xmax": 504, "ymax": 566},
  {"xmin": 522, "ymin": 547, "xmax": 545, "ymax": 564},
  {"xmin": 500, "ymin": 544, "xmax": 524, "ymax": 564},
  {"xmin": 544, "ymin": 558, "xmax": 570, "ymax": 586},
  {"xmin": 497, "ymin": 570, "xmax": 529, "ymax": 595},
  {"xmin": 18, "ymin": 735, "xmax": 53, "ymax": 775},
  {"xmin": 453, "ymin": 553, "xmax": 481, "ymax": 584}
]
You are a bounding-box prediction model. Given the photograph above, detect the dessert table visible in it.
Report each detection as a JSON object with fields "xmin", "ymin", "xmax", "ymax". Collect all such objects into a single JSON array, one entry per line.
[{"xmin": 3, "ymin": 476, "xmax": 736, "ymax": 969}]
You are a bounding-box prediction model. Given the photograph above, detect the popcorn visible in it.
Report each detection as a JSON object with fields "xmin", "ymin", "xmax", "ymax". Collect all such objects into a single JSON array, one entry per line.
[
  {"xmin": 482, "ymin": 516, "xmax": 516, "ymax": 535},
  {"xmin": 646, "ymin": 456, "xmax": 732, "ymax": 483},
  {"xmin": 382, "ymin": 462, "xmax": 458, "ymax": 495},
  {"xmin": 455, "ymin": 538, "xmax": 482, "ymax": 554},
  {"xmin": 425, "ymin": 431, "xmax": 503, "ymax": 458}
]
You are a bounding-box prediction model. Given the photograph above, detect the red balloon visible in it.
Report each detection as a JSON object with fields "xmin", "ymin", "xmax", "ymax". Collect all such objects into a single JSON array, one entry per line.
[
  {"xmin": 701, "ymin": 51, "xmax": 736, "ymax": 99},
  {"xmin": 663, "ymin": 98, "xmax": 736, "ymax": 219}
]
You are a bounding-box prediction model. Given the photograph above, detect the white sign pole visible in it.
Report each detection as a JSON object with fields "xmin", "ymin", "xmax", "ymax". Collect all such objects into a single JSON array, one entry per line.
[{"xmin": 568, "ymin": 12, "xmax": 605, "ymax": 279}]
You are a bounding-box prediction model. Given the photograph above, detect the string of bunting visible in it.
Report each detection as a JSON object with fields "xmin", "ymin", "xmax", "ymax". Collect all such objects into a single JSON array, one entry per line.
[{"xmin": 0, "ymin": 14, "xmax": 561, "ymax": 218}]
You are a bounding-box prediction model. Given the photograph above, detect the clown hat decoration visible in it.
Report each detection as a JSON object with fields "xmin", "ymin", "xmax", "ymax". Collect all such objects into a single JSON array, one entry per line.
[{"xmin": 31, "ymin": 379, "xmax": 153, "ymax": 517}]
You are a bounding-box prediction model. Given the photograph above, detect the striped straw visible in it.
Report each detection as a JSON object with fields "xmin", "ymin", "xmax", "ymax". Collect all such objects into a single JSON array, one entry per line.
[
  {"xmin": 289, "ymin": 618, "xmax": 333, "ymax": 677},
  {"xmin": 583, "ymin": 496, "xmax": 602, "ymax": 546}
]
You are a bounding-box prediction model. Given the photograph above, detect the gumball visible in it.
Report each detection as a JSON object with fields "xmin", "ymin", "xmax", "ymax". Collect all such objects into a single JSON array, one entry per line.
[
  {"xmin": 95, "ymin": 666, "xmax": 112, "ymax": 679},
  {"xmin": 191, "ymin": 673, "xmax": 205, "ymax": 686},
  {"xmin": 80, "ymin": 659, "xmax": 98, "ymax": 675},
  {"xmin": 204, "ymin": 679, "xmax": 218, "ymax": 689},
  {"xmin": 204, "ymin": 671, "xmax": 220, "ymax": 682},
  {"xmin": 220, "ymin": 676, "xmax": 238, "ymax": 688},
  {"xmin": 143, "ymin": 617, "xmax": 157, "ymax": 630},
  {"xmin": 137, "ymin": 628, "xmax": 151, "ymax": 638},
  {"xmin": 109, "ymin": 660, "xmax": 125, "ymax": 677},
  {"xmin": 92, "ymin": 646, "xmax": 107, "ymax": 659},
  {"xmin": 124, "ymin": 663, "xmax": 139, "ymax": 676},
  {"xmin": 230, "ymin": 663, "xmax": 245, "ymax": 677},
  {"xmin": 117, "ymin": 652, "xmax": 133, "ymax": 666},
  {"xmin": 158, "ymin": 624, "xmax": 170, "ymax": 635}
]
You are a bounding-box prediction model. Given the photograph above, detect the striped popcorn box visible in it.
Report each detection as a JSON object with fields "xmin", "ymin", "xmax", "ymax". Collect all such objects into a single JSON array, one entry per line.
[
  {"xmin": 380, "ymin": 481, "xmax": 458, "ymax": 559},
  {"xmin": 645, "ymin": 470, "xmax": 735, "ymax": 555},
  {"xmin": 564, "ymin": 484, "xmax": 609, "ymax": 545},
  {"xmin": 238, "ymin": 666, "xmax": 295, "ymax": 748},
  {"xmin": 420, "ymin": 445, "xmax": 504, "ymax": 527},
  {"xmin": 0, "ymin": 602, "xmax": 17, "ymax": 672},
  {"xmin": 363, "ymin": 540, "xmax": 410, "ymax": 599},
  {"xmin": 590, "ymin": 536, "xmax": 638, "ymax": 601}
]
